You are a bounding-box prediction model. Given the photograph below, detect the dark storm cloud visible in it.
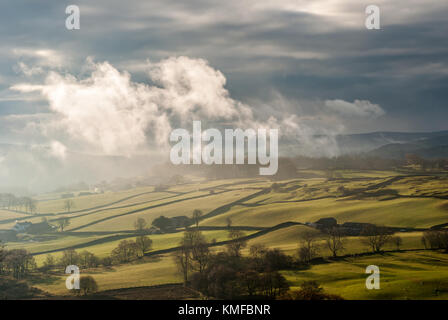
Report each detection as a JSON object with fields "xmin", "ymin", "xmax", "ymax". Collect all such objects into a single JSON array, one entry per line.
[
  {"xmin": 1, "ymin": 0, "xmax": 447, "ymax": 129},
  {"xmin": 0, "ymin": 0, "xmax": 447, "ymax": 191}
]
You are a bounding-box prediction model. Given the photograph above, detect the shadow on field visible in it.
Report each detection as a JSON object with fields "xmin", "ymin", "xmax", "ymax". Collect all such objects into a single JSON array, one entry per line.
[{"xmin": 26, "ymin": 272, "xmax": 61, "ymax": 286}]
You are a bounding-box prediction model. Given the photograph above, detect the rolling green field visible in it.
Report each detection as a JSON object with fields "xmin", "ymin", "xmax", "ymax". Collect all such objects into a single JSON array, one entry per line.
[
  {"xmin": 31, "ymin": 229, "xmax": 244, "ymax": 265},
  {"xmin": 244, "ymin": 225, "xmax": 425, "ymax": 255},
  {"xmin": 30, "ymin": 255, "xmax": 181, "ymax": 295},
  {"xmin": 2, "ymin": 170, "xmax": 448, "ymax": 299},
  {"xmin": 283, "ymin": 251, "xmax": 448, "ymax": 300}
]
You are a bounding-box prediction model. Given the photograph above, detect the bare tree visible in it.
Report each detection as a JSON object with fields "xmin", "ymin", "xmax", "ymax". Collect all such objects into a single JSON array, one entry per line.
[
  {"xmin": 174, "ymin": 236, "xmax": 192, "ymax": 286},
  {"xmin": 134, "ymin": 218, "xmax": 148, "ymax": 232},
  {"xmin": 60, "ymin": 249, "xmax": 79, "ymax": 268},
  {"xmin": 325, "ymin": 227, "xmax": 346, "ymax": 258},
  {"xmin": 3, "ymin": 249, "xmax": 36, "ymax": 279},
  {"xmin": 174, "ymin": 229, "xmax": 212, "ymax": 286},
  {"xmin": 421, "ymin": 230, "xmax": 448, "ymax": 252},
  {"xmin": 297, "ymin": 231, "xmax": 319, "ymax": 263},
  {"xmin": 188, "ymin": 230, "xmax": 210, "ymax": 274},
  {"xmin": 226, "ymin": 217, "xmax": 232, "ymax": 229},
  {"xmin": 226, "ymin": 229, "xmax": 247, "ymax": 257},
  {"xmin": 260, "ymin": 271, "xmax": 290, "ymax": 299},
  {"xmin": 63, "ymin": 199, "xmax": 75, "ymax": 213},
  {"xmin": 192, "ymin": 209, "xmax": 203, "ymax": 228},
  {"xmin": 249, "ymin": 244, "xmax": 268, "ymax": 270},
  {"xmin": 421, "ymin": 235, "xmax": 428, "ymax": 249},
  {"xmin": 361, "ymin": 225, "xmax": 392, "ymax": 253},
  {"xmin": 241, "ymin": 270, "xmax": 261, "ymax": 296},
  {"xmin": 23, "ymin": 197, "xmax": 37, "ymax": 214},
  {"xmin": 392, "ymin": 236, "xmax": 403, "ymax": 251},
  {"xmin": 56, "ymin": 217, "xmax": 71, "ymax": 232}
]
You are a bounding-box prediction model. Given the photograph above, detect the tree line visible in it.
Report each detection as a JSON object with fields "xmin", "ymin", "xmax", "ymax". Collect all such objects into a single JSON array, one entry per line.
[
  {"xmin": 170, "ymin": 214, "xmax": 346, "ymax": 300},
  {"xmin": 0, "ymin": 194, "xmax": 37, "ymax": 213},
  {"xmin": 0, "ymin": 242, "xmax": 36, "ymax": 279}
]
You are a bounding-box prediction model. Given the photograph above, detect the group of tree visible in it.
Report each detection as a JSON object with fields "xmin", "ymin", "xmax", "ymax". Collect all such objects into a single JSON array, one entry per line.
[
  {"xmin": 296, "ymin": 225, "xmax": 402, "ymax": 265},
  {"xmin": 41, "ymin": 249, "xmax": 101, "ymax": 272},
  {"xmin": 360, "ymin": 225, "xmax": 394, "ymax": 253},
  {"xmin": 40, "ymin": 234, "xmax": 154, "ymax": 274},
  {"xmin": 110, "ymin": 236, "xmax": 153, "ymax": 264},
  {"xmin": 152, "ymin": 216, "xmax": 172, "ymax": 232},
  {"xmin": 290, "ymin": 154, "xmax": 448, "ymax": 173},
  {"xmin": 421, "ymin": 229, "xmax": 448, "ymax": 251},
  {"xmin": 41, "ymin": 241, "xmax": 154, "ymax": 274},
  {"xmin": 0, "ymin": 243, "xmax": 35, "ymax": 279},
  {"xmin": 0, "ymin": 276, "xmax": 42, "ymax": 299},
  {"xmin": 293, "ymin": 155, "xmax": 403, "ymax": 172},
  {"xmin": 173, "ymin": 228, "xmax": 292, "ymax": 299},
  {"xmin": 297, "ymin": 227, "xmax": 349, "ymax": 264},
  {"xmin": 55, "ymin": 236, "xmax": 154, "ymax": 268},
  {"xmin": 405, "ymin": 154, "xmax": 448, "ymax": 171},
  {"xmin": 151, "ymin": 215, "xmax": 192, "ymax": 232},
  {"xmin": 0, "ymin": 194, "xmax": 37, "ymax": 213},
  {"xmin": 41, "ymin": 241, "xmax": 153, "ymax": 273}
]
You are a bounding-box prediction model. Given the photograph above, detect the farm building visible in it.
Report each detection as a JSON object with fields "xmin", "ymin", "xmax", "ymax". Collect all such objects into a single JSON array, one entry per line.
[{"xmin": 12, "ymin": 221, "xmax": 32, "ymax": 232}]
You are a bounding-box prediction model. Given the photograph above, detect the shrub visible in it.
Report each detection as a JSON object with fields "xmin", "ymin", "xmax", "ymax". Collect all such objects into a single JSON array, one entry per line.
[
  {"xmin": 280, "ymin": 281, "xmax": 343, "ymax": 300},
  {"xmin": 78, "ymin": 276, "xmax": 98, "ymax": 296}
]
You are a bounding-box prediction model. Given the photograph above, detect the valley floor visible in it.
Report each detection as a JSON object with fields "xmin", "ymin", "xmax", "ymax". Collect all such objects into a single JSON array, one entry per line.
[{"xmin": 2, "ymin": 169, "xmax": 448, "ymax": 299}]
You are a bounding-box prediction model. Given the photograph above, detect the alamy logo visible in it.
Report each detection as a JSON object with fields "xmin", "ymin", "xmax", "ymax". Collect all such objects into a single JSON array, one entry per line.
[
  {"xmin": 65, "ymin": 265, "xmax": 80, "ymax": 290},
  {"xmin": 65, "ymin": 5, "xmax": 80, "ymax": 30},
  {"xmin": 365, "ymin": 265, "xmax": 380, "ymax": 289},
  {"xmin": 169, "ymin": 121, "xmax": 278, "ymax": 175},
  {"xmin": 365, "ymin": 5, "xmax": 380, "ymax": 30}
]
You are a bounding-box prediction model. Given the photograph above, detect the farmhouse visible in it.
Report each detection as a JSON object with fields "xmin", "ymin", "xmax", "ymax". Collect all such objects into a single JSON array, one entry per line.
[
  {"xmin": 12, "ymin": 221, "xmax": 32, "ymax": 232},
  {"xmin": 314, "ymin": 217, "xmax": 338, "ymax": 230},
  {"xmin": 27, "ymin": 221, "xmax": 54, "ymax": 234}
]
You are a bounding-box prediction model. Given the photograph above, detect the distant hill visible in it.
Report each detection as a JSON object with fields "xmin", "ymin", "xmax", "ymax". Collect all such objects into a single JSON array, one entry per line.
[
  {"xmin": 355, "ymin": 133, "xmax": 448, "ymax": 159},
  {"xmin": 324, "ymin": 130, "xmax": 448, "ymax": 159},
  {"xmin": 367, "ymin": 142, "xmax": 448, "ymax": 160},
  {"xmin": 335, "ymin": 131, "xmax": 448, "ymax": 155}
]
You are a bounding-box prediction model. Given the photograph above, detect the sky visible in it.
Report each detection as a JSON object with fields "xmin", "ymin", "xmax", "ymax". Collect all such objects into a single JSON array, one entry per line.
[{"xmin": 0, "ymin": 0, "xmax": 447, "ymax": 192}]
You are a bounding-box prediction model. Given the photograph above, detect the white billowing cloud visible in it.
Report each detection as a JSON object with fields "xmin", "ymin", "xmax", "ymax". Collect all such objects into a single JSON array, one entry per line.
[
  {"xmin": 11, "ymin": 57, "xmax": 255, "ymax": 157},
  {"xmin": 147, "ymin": 56, "xmax": 252, "ymax": 121},
  {"xmin": 324, "ymin": 99, "xmax": 385, "ymax": 118},
  {"xmin": 41, "ymin": 64, "xmax": 160, "ymax": 156},
  {"xmin": 11, "ymin": 57, "xmax": 384, "ymax": 161},
  {"xmin": 13, "ymin": 61, "xmax": 160, "ymax": 156}
]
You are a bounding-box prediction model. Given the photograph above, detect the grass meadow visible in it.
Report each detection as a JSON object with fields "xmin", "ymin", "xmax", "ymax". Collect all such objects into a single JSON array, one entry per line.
[{"xmin": 2, "ymin": 170, "xmax": 448, "ymax": 299}]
